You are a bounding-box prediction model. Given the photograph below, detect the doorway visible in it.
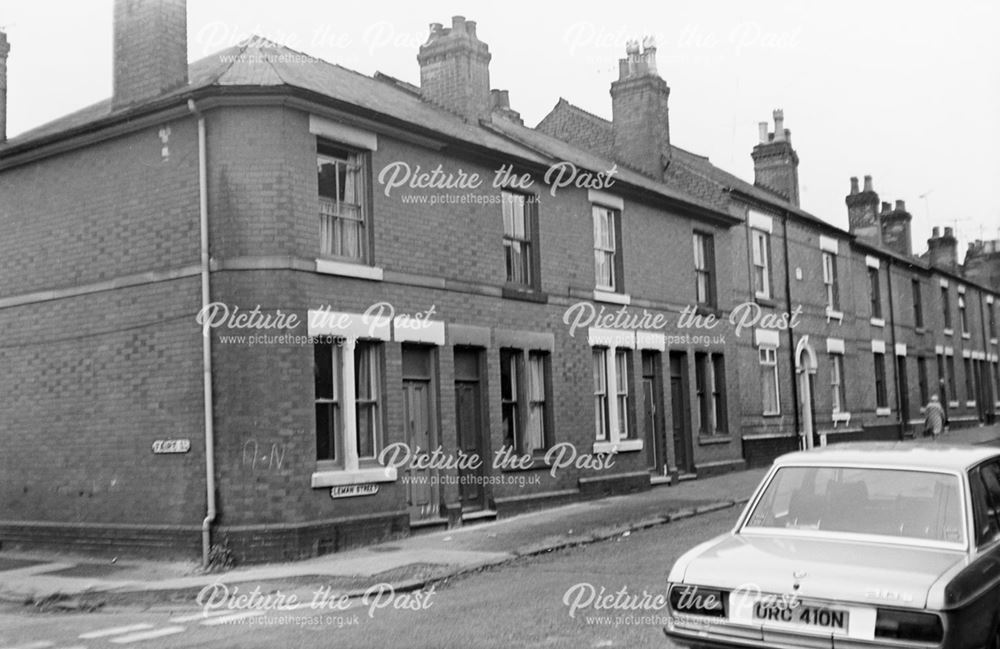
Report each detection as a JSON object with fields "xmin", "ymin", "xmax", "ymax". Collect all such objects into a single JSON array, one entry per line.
[
  {"xmin": 668, "ymin": 351, "xmax": 694, "ymax": 475},
  {"xmin": 401, "ymin": 345, "xmax": 440, "ymax": 523},
  {"xmin": 453, "ymin": 347, "xmax": 488, "ymax": 512},
  {"xmin": 643, "ymin": 351, "xmax": 667, "ymax": 476}
]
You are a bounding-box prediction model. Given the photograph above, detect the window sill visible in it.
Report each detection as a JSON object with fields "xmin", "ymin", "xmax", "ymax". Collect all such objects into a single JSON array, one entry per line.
[
  {"xmin": 501, "ymin": 285, "xmax": 548, "ymax": 304},
  {"xmin": 962, "ymin": 332, "xmax": 971, "ymax": 340},
  {"xmin": 311, "ymin": 466, "xmax": 397, "ymax": 488},
  {"xmin": 825, "ymin": 308, "xmax": 844, "ymax": 324},
  {"xmin": 966, "ymin": 401, "xmax": 977, "ymax": 408},
  {"xmin": 831, "ymin": 412, "xmax": 852, "ymax": 427},
  {"xmin": 990, "ymin": 338, "xmax": 998, "ymax": 346},
  {"xmin": 315, "ymin": 258, "xmax": 384, "ymax": 281},
  {"xmin": 915, "ymin": 326, "xmax": 927, "ymax": 335},
  {"xmin": 875, "ymin": 407, "xmax": 892, "ymax": 417},
  {"xmin": 593, "ymin": 290, "xmax": 631, "ymax": 306},
  {"xmin": 870, "ymin": 317, "xmax": 885, "ymax": 328},
  {"xmin": 762, "ymin": 411, "xmax": 782, "ymax": 418},
  {"xmin": 592, "ymin": 439, "xmax": 643, "ymax": 454},
  {"xmin": 698, "ymin": 434, "xmax": 731, "ymax": 445},
  {"xmin": 943, "ymin": 328, "xmax": 954, "ymax": 337},
  {"xmin": 949, "ymin": 401, "xmax": 960, "ymax": 408},
  {"xmin": 755, "ymin": 296, "xmax": 776, "ymax": 308}
]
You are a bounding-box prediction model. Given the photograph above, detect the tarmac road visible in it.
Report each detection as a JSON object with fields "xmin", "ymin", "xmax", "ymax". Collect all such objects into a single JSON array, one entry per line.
[{"xmin": 0, "ymin": 507, "xmax": 739, "ymax": 649}]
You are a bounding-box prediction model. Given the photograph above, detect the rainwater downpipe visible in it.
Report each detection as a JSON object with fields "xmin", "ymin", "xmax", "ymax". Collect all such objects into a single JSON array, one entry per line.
[{"xmin": 188, "ymin": 99, "xmax": 216, "ymax": 568}]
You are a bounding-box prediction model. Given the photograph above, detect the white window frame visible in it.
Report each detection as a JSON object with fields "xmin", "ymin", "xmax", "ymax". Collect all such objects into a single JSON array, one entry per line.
[
  {"xmin": 593, "ymin": 205, "xmax": 619, "ymax": 292},
  {"xmin": 829, "ymin": 352, "xmax": 846, "ymax": 414},
  {"xmin": 822, "ymin": 251, "xmax": 839, "ymax": 313},
  {"xmin": 751, "ymin": 228, "xmax": 771, "ymax": 299},
  {"xmin": 318, "ymin": 147, "xmax": 368, "ymax": 262},
  {"xmin": 592, "ymin": 342, "xmax": 643, "ymax": 454},
  {"xmin": 759, "ymin": 345, "xmax": 781, "ymax": 416},
  {"xmin": 310, "ymin": 337, "xmax": 396, "ymax": 488}
]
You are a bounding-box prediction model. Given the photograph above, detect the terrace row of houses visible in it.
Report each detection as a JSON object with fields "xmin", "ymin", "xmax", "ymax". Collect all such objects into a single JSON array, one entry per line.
[{"xmin": 0, "ymin": 2, "xmax": 997, "ymax": 563}]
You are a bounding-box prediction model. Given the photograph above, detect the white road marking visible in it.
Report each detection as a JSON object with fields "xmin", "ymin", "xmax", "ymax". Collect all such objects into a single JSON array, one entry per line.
[
  {"xmin": 3, "ymin": 642, "xmax": 55, "ymax": 649},
  {"xmin": 109, "ymin": 627, "xmax": 185, "ymax": 644},
  {"xmin": 169, "ymin": 609, "xmax": 234, "ymax": 623},
  {"xmin": 199, "ymin": 611, "xmax": 266, "ymax": 626},
  {"xmin": 79, "ymin": 624, "xmax": 154, "ymax": 639}
]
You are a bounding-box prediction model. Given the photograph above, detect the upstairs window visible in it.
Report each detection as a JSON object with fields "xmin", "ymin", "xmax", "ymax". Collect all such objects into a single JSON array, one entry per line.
[
  {"xmin": 959, "ymin": 294, "xmax": 969, "ymax": 336},
  {"xmin": 318, "ymin": 144, "xmax": 368, "ymax": 261},
  {"xmin": 868, "ymin": 267, "xmax": 882, "ymax": 319},
  {"xmin": 822, "ymin": 252, "xmax": 839, "ymax": 311},
  {"xmin": 693, "ymin": 232, "xmax": 716, "ymax": 308},
  {"xmin": 911, "ymin": 279, "xmax": 924, "ymax": 328},
  {"xmin": 593, "ymin": 205, "xmax": 622, "ymax": 292},
  {"xmin": 751, "ymin": 229, "xmax": 771, "ymax": 299},
  {"xmin": 502, "ymin": 191, "xmax": 538, "ymax": 288},
  {"xmin": 941, "ymin": 287, "xmax": 952, "ymax": 330}
]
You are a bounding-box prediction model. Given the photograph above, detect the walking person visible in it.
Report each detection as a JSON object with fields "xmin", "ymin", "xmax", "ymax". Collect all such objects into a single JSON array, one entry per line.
[{"xmin": 924, "ymin": 394, "xmax": 946, "ymax": 440}]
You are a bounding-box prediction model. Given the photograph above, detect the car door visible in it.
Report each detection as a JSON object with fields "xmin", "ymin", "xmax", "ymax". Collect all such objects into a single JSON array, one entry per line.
[{"xmin": 948, "ymin": 461, "xmax": 1000, "ymax": 647}]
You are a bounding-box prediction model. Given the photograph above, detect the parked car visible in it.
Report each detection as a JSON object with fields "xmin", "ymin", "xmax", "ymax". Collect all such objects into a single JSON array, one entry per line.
[{"xmin": 664, "ymin": 443, "xmax": 1000, "ymax": 649}]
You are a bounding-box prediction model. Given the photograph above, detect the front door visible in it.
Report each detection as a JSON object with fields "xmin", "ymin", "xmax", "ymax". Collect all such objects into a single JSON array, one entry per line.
[
  {"xmin": 454, "ymin": 348, "xmax": 487, "ymax": 512},
  {"xmin": 642, "ymin": 351, "xmax": 667, "ymax": 475},
  {"xmin": 402, "ymin": 345, "xmax": 439, "ymax": 523},
  {"xmin": 897, "ymin": 355, "xmax": 910, "ymax": 435},
  {"xmin": 669, "ymin": 352, "xmax": 694, "ymax": 474}
]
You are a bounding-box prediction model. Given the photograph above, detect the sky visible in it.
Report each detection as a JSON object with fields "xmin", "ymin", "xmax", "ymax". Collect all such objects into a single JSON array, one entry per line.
[{"xmin": 1, "ymin": 0, "xmax": 998, "ymax": 257}]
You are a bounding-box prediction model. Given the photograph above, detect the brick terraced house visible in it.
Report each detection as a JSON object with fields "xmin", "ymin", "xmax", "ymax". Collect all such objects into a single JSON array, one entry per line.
[{"xmin": 0, "ymin": 2, "xmax": 997, "ymax": 563}]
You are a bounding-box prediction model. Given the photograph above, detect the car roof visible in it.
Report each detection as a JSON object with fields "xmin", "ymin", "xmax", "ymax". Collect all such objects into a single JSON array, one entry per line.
[{"xmin": 774, "ymin": 442, "xmax": 1000, "ymax": 473}]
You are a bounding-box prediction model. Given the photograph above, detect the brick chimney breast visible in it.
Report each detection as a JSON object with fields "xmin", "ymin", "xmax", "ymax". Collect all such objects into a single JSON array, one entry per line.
[
  {"xmin": 417, "ymin": 16, "xmax": 492, "ymax": 123},
  {"xmin": 113, "ymin": 0, "xmax": 189, "ymax": 109},
  {"xmin": 880, "ymin": 197, "xmax": 913, "ymax": 257},
  {"xmin": 610, "ymin": 37, "xmax": 671, "ymax": 179},
  {"xmin": 927, "ymin": 225, "xmax": 958, "ymax": 269},
  {"xmin": 0, "ymin": 30, "xmax": 9, "ymax": 142},
  {"xmin": 845, "ymin": 174, "xmax": 881, "ymax": 244},
  {"xmin": 752, "ymin": 109, "xmax": 800, "ymax": 206}
]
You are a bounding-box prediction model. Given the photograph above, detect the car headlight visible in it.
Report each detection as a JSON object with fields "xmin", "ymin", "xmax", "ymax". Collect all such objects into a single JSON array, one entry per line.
[
  {"xmin": 668, "ymin": 584, "xmax": 728, "ymax": 618},
  {"xmin": 874, "ymin": 608, "xmax": 944, "ymax": 643}
]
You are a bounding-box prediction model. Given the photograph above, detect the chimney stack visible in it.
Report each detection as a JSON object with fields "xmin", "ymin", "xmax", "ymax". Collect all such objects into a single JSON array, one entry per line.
[
  {"xmin": 0, "ymin": 30, "xmax": 9, "ymax": 143},
  {"xmin": 490, "ymin": 88, "xmax": 523, "ymax": 125},
  {"xmin": 751, "ymin": 109, "xmax": 800, "ymax": 205},
  {"xmin": 880, "ymin": 198, "xmax": 913, "ymax": 257},
  {"xmin": 417, "ymin": 16, "xmax": 492, "ymax": 123},
  {"xmin": 113, "ymin": 0, "xmax": 189, "ymax": 109},
  {"xmin": 927, "ymin": 225, "xmax": 958, "ymax": 269},
  {"xmin": 845, "ymin": 174, "xmax": 881, "ymax": 244},
  {"xmin": 610, "ymin": 37, "xmax": 671, "ymax": 179}
]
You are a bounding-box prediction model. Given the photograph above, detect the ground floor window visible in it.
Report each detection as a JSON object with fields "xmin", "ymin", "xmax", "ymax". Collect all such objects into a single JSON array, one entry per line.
[
  {"xmin": 873, "ymin": 352, "xmax": 888, "ymax": 409},
  {"xmin": 501, "ymin": 348, "xmax": 552, "ymax": 455},
  {"xmin": 593, "ymin": 346, "xmax": 635, "ymax": 446},
  {"xmin": 314, "ymin": 339, "xmax": 384, "ymax": 468},
  {"xmin": 759, "ymin": 346, "xmax": 780, "ymax": 415},
  {"xmin": 829, "ymin": 353, "xmax": 846, "ymax": 413}
]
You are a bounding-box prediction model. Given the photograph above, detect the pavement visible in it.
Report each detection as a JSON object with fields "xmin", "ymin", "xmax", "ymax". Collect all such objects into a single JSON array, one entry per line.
[{"xmin": 2, "ymin": 422, "xmax": 998, "ymax": 611}]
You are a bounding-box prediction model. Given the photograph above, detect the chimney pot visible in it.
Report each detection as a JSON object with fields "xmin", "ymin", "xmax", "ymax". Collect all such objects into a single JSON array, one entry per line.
[
  {"xmin": 466, "ymin": 20, "xmax": 477, "ymax": 37},
  {"xmin": 452, "ymin": 15, "xmax": 466, "ymax": 32},
  {"xmin": 895, "ymin": 199, "xmax": 905, "ymax": 211},
  {"xmin": 881, "ymin": 201, "xmax": 892, "ymax": 214},
  {"xmin": 758, "ymin": 122, "xmax": 769, "ymax": 144},
  {"xmin": 932, "ymin": 226, "xmax": 940, "ymax": 238},
  {"xmin": 944, "ymin": 226, "xmax": 954, "ymax": 238},
  {"xmin": 850, "ymin": 177, "xmax": 859, "ymax": 195},
  {"xmin": 862, "ymin": 175, "xmax": 873, "ymax": 192},
  {"xmin": 772, "ymin": 109, "xmax": 784, "ymax": 142},
  {"xmin": 429, "ymin": 22, "xmax": 443, "ymax": 37}
]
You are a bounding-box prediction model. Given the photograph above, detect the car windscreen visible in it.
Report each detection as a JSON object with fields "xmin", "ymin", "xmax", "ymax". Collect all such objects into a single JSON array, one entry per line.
[{"xmin": 743, "ymin": 466, "xmax": 964, "ymax": 545}]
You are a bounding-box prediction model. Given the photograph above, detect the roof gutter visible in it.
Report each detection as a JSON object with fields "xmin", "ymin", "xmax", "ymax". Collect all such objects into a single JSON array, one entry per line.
[{"xmin": 187, "ymin": 98, "xmax": 216, "ymax": 568}]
